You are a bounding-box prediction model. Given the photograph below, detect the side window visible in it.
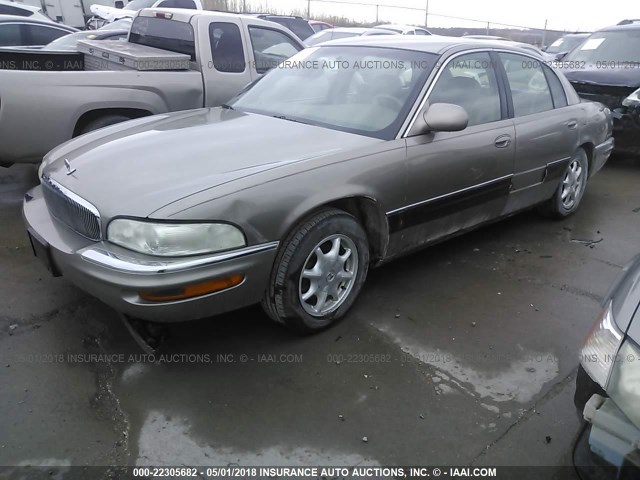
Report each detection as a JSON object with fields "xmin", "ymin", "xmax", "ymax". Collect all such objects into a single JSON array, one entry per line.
[
  {"xmin": 498, "ymin": 53, "xmax": 554, "ymax": 117},
  {"xmin": 543, "ymin": 65, "xmax": 568, "ymax": 108},
  {"xmin": 248, "ymin": 27, "xmax": 302, "ymax": 74},
  {"xmin": 24, "ymin": 25, "xmax": 68, "ymax": 45},
  {"xmin": 209, "ymin": 22, "xmax": 245, "ymax": 73},
  {"xmin": 429, "ymin": 51, "xmax": 502, "ymax": 127},
  {"xmin": 0, "ymin": 6, "xmax": 31, "ymax": 16},
  {"xmin": 157, "ymin": 0, "xmax": 197, "ymax": 7},
  {"xmin": 0, "ymin": 23, "xmax": 23, "ymax": 46},
  {"xmin": 415, "ymin": 29, "xmax": 429, "ymax": 35}
]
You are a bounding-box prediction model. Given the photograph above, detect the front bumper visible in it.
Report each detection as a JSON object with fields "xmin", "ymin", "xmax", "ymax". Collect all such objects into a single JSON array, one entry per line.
[
  {"xmin": 23, "ymin": 186, "xmax": 278, "ymax": 323},
  {"xmin": 574, "ymin": 368, "xmax": 640, "ymax": 479},
  {"xmin": 611, "ymin": 107, "xmax": 640, "ymax": 153}
]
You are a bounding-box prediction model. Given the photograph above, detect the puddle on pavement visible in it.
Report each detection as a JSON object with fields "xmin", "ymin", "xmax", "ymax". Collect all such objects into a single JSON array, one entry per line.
[
  {"xmin": 136, "ymin": 410, "xmax": 380, "ymax": 466},
  {"xmin": 376, "ymin": 324, "xmax": 559, "ymax": 405}
]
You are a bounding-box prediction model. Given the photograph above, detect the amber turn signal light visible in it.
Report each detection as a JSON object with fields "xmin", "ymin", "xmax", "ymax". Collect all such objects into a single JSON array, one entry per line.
[{"xmin": 139, "ymin": 274, "xmax": 244, "ymax": 302}]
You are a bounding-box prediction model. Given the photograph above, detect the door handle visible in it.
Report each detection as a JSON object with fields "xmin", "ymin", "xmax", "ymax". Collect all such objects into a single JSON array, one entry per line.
[
  {"xmin": 494, "ymin": 135, "xmax": 511, "ymax": 148},
  {"xmin": 568, "ymin": 121, "xmax": 578, "ymax": 130}
]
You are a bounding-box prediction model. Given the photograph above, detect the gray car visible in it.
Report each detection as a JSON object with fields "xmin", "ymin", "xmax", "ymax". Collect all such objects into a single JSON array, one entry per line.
[{"xmin": 24, "ymin": 36, "xmax": 614, "ymax": 333}]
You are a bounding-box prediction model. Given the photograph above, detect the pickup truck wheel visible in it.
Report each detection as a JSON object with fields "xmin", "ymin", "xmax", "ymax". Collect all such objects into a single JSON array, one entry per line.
[
  {"xmin": 262, "ymin": 208, "xmax": 369, "ymax": 333},
  {"xmin": 79, "ymin": 115, "xmax": 131, "ymax": 135},
  {"xmin": 542, "ymin": 148, "xmax": 589, "ymax": 219}
]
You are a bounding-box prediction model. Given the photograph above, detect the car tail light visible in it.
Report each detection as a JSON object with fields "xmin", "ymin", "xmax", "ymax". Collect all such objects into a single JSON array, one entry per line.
[{"xmin": 580, "ymin": 301, "xmax": 624, "ymax": 388}]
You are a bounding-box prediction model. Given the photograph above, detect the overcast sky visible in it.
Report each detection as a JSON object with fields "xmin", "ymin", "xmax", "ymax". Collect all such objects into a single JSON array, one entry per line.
[{"xmin": 252, "ymin": 0, "xmax": 638, "ymax": 32}]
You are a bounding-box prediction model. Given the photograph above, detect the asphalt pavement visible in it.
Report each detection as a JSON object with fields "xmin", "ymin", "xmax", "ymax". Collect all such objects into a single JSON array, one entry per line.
[{"xmin": 1, "ymin": 157, "xmax": 639, "ymax": 478}]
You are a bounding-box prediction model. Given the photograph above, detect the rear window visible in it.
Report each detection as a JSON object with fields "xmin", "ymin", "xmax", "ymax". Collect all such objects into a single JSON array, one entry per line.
[
  {"xmin": 130, "ymin": 16, "xmax": 196, "ymax": 60},
  {"xmin": 0, "ymin": 5, "xmax": 32, "ymax": 17}
]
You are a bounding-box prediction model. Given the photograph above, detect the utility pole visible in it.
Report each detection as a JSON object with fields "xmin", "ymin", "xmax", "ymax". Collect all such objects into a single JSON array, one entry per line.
[
  {"xmin": 376, "ymin": 4, "xmax": 379, "ymax": 24},
  {"xmin": 307, "ymin": 0, "xmax": 311, "ymax": 18},
  {"xmin": 486, "ymin": 21, "xmax": 490, "ymax": 35},
  {"xmin": 424, "ymin": 0, "xmax": 429, "ymax": 28},
  {"xmin": 541, "ymin": 19, "xmax": 548, "ymax": 48}
]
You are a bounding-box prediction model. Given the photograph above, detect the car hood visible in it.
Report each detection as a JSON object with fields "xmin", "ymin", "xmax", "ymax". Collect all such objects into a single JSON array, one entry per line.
[
  {"xmin": 42, "ymin": 108, "xmax": 379, "ymax": 220},
  {"xmin": 564, "ymin": 67, "xmax": 640, "ymax": 89}
]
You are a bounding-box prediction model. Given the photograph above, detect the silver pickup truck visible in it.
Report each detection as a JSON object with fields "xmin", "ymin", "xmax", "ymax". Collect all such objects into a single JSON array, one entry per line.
[{"xmin": 0, "ymin": 8, "xmax": 304, "ymax": 166}]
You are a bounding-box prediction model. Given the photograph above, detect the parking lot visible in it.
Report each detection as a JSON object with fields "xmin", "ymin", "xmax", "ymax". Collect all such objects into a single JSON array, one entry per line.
[{"xmin": 1, "ymin": 154, "xmax": 639, "ymax": 475}]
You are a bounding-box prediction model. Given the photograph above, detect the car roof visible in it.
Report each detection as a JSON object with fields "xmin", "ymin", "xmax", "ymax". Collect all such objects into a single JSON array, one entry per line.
[
  {"xmin": 319, "ymin": 34, "xmax": 545, "ymax": 56},
  {"xmin": 330, "ymin": 27, "xmax": 369, "ymax": 33},
  {"xmin": 600, "ymin": 23, "xmax": 640, "ymax": 32}
]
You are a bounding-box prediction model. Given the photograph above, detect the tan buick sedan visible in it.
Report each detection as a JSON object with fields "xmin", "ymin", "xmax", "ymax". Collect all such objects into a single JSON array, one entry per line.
[{"xmin": 25, "ymin": 36, "xmax": 614, "ymax": 333}]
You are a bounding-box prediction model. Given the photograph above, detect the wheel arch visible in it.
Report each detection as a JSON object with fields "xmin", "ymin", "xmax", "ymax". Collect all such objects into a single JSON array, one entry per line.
[
  {"xmin": 73, "ymin": 108, "xmax": 153, "ymax": 137},
  {"xmin": 284, "ymin": 196, "xmax": 390, "ymax": 265},
  {"xmin": 578, "ymin": 142, "xmax": 596, "ymax": 177}
]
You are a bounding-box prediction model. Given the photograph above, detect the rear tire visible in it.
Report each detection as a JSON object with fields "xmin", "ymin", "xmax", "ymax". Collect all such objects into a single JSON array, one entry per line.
[
  {"xmin": 80, "ymin": 114, "xmax": 132, "ymax": 135},
  {"xmin": 262, "ymin": 208, "xmax": 369, "ymax": 334},
  {"xmin": 541, "ymin": 148, "xmax": 589, "ymax": 219}
]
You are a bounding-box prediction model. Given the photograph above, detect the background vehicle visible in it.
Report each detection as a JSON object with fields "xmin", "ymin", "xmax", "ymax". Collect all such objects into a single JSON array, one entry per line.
[
  {"xmin": 26, "ymin": 37, "xmax": 613, "ymax": 333},
  {"xmin": 0, "ymin": 0, "xmax": 52, "ymax": 22},
  {"xmin": 563, "ymin": 22, "xmax": 640, "ymax": 154},
  {"xmin": 251, "ymin": 14, "xmax": 315, "ymax": 40},
  {"xmin": 308, "ymin": 19, "xmax": 333, "ymax": 33},
  {"xmin": 41, "ymin": 28, "xmax": 128, "ymax": 51},
  {"xmin": 463, "ymin": 34, "xmax": 509, "ymax": 41},
  {"xmin": 0, "ymin": 8, "xmax": 304, "ymax": 166},
  {"xmin": 0, "ymin": 14, "xmax": 76, "ymax": 48},
  {"xmin": 88, "ymin": 0, "xmax": 202, "ymax": 28},
  {"xmin": 364, "ymin": 24, "xmax": 431, "ymax": 35},
  {"xmin": 464, "ymin": 34, "xmax": 554, "ymax": 60},
  {"xmin": 305, "ymin": 27, "xmax": 393, "ymax": 46},
  {"xmin": 574, "ymin": 255, "xmax": 640, "ymax": 478},
  {"xmin": 544, "ymin": 32, "xmax": 589, "ymax": 59}
]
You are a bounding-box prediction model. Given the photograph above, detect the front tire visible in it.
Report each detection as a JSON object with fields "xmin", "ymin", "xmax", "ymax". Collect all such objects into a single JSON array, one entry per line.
[
  {"xmin": 543, "ymin": 148, "xmax": 589, "ymax": 218},
  {"xmin": 262, "ymin": 209, "xmax": 369, "ymax": 333}
]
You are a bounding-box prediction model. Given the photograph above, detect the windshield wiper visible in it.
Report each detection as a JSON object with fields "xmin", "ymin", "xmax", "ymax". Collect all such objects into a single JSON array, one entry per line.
[
  {"xmin": 221, "ymin": 103, "xmax": 234, "ymax": 110},
  {"xmin": 272, "ymin": 114, "xmax": 307, "ymax": 124}
]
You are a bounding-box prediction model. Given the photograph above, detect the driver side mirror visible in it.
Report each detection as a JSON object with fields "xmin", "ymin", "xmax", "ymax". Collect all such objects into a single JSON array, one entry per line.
[{"xmin": 423, "ymin": 103, "xmax": 469, "ymax": 132}]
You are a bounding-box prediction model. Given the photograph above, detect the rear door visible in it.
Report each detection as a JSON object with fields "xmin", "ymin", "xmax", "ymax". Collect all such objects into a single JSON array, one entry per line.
[
  {"xmin": 393, "ymin": 50, "xmax": 515, "ymax": 251},
  {"xmin": 496, "ymin": 52, "xmax": 580, "ymax": 196}
]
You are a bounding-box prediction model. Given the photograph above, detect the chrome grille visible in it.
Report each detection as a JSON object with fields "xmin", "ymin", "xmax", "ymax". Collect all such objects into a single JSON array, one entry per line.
[{"xmin": 41, "ymin": 175, "xmax": 101, "ymax": 241}]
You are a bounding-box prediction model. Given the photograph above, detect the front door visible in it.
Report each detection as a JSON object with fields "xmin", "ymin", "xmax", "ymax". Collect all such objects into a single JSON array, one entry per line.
[{"xmin": 389, "ymin": 51, "xmax": 515, "ymax": 254}]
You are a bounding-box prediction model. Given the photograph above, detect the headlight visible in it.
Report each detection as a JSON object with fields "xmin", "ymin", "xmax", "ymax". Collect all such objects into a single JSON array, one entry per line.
[
  {"xmin": 107, "ymin": 219, "xmax": 246, "ymax": 257},
  {"xmin": 607, "ymin": 339, "xmax": 640, "ymax": 429},
  {"xmin": 622, "ymin": 88, "xmax": 640, "ymax": 107},
  {"xmin": 580, "ymin": 301, "xmax": 624, "ymax": 388}
]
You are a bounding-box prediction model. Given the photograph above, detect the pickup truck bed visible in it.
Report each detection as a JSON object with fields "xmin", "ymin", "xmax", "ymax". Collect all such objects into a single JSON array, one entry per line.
[{"xmin": 0, "ymin": 7, "xmax": 304, "ymax": 166}]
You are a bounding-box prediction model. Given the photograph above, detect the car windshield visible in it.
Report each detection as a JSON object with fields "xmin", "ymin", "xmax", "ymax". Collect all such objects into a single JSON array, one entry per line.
[
  {"xmin": 126, "ymin": 0, "xmax": 157, "ymax": 10},
  {"xmin": 565, "ymin": 30, "xmax": 640, "ymax": 63},
  {"xmin": 230, "ymin": 46, "xmax": 437, "ymax": 140},
  {"xmin": 546, "ymin": 36, "xmax": 586, "ymax": 54}
]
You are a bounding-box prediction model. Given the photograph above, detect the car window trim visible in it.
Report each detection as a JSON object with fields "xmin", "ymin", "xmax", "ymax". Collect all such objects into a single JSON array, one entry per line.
[
  {"xmin": 494, "ymin": 50, "xmax": 556, "ymax": 118},
  {"xmin": 541, "ymin": 64, "xmax": 567, "ymax": 109}
]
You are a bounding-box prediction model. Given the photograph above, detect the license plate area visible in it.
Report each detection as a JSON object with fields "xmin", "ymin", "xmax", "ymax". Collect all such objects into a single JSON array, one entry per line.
[{"xmin": 27, "ymin": 229, "xmax": 61, "ymax": 277}]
